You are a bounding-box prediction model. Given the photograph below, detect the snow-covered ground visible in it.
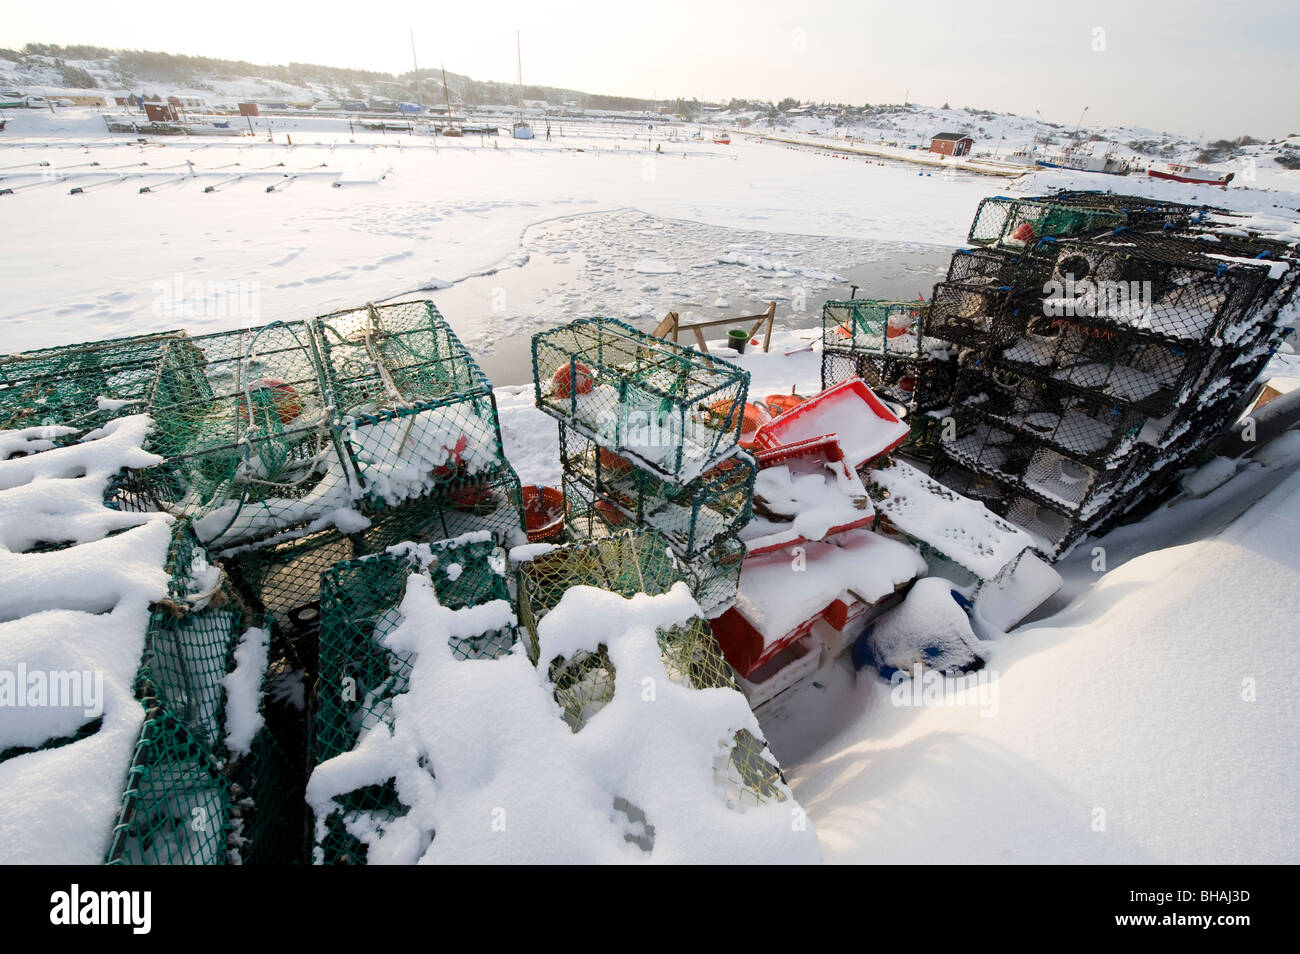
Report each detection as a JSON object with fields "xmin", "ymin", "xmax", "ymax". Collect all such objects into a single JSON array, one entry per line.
[{"xmin": 3, "ymin": 99, "xmax": 1300, "ymax": 864}]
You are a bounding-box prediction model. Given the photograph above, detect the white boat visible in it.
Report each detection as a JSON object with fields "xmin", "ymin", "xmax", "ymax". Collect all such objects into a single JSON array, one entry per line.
[
  {"xmin": 1146, "ymin": 161, "xmax": 1234, "ymax": 186},
  {"xmin": 512, "ymin": 32, "xmax": 533, "ymax": 140},
  {"xmin": 1035, "ymin": 151, "xmax": 1130, "ymax": 176}
]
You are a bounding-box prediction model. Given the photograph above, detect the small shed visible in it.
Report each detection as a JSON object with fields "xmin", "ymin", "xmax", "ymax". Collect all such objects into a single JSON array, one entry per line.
[{"xmin": 929, "ymin": 132, "xmax": 973, "ymax": 157}]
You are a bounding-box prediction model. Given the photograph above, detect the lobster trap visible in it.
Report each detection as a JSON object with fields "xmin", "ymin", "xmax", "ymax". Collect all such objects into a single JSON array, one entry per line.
[
  {"xmin": 1032, "ymin": 191, "xmax": 1205, "ymax": 231},
  {"xmin": 559, "ymin": 423, "xmax": 755, "ymax": 559},
  {"xmin": 515, "ymin": 529, "xmax": 683, "ymax": 662},
  {"xmin": 135, "ymin": 320, "xmax": 337, "ymax": 546},
  {"xmin": 314, "ymin": 536, "xmax": 514, "ymax": 765},
  {"xmin": 0, "ymin": 330, "xmax": 185, "ymax": 436},
  {"xmin": 923, "ymin": 279, "xmax": 1023, "ymax": 351},
  {"xmin": 315, "ymin": 300, "xmax": 506, "ymax": 506},
  {"xmin": 1025, "ymin": 233, "xmax": 1273, "ymax": 345},
  {"xmin": 951, "ymin": 359, "xmax": 1148, "ymax": 465},
  {"xmin": 968, "ymin": 196, "xmax": 1125, "ymax": 250},
  {"xmin": 310, "ymin": 537, "xmax": 515, "ymax": 864},
  {"xmin": 821, "ymin": 347, "xmax": 957, "ymax": 413},
  {"xmin": 988, "ymin": 310, "xmax": 1213, "ymax": 417},
  {"xmin": 532, "ymin": 318, "xmax": 750, "ymax": 482},
  {"xmin": 934, "ymin": 413, "xmax": 1149, "ymax": 518},
  {"xmin": 105, "ymin": 705, "xmax": 230, "ymax": 865},
  {"xmin": 820, "ymin": 299, "xmax": 931, "ymax": 357},
  {"xmin": 223, "ymin": 464, "xmax": 525, "ymax": 669}
]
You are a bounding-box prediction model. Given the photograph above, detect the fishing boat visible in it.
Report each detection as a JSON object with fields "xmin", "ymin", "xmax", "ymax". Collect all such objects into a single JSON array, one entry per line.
[
  {"xmin": 1034, "ymin": 150, "xmax": 1129, "ymax": 176},
  {"xmin": 713, "ymin": 132, "xmax": 731, "ymax": 145},
  {"xmin": 512, "ymin": 32, "xmax": 534, "ymax": 140},
  {"xmin": 1146, "ymin": 161, "xmax": 1234, "ymax": 186}
]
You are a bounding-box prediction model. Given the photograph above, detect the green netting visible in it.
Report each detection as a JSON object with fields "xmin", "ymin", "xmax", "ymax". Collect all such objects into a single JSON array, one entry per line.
[
  {"xmin": 136, "ymin": 320, "xmax": 337, "ymax": 545},
  {"xmin": 136, "ymin": 521, "xmax": 245, "ymax": 750},
  {"xmin": 515, "ymin": 529, "xmax": 683, "ymax": 663},
  {"xmin": 314, "ymin": 300, "xmax": 506, "ymax": 506},
  {"xmin": 559, "ymin": 423, "xmax": 755, "ymax": 558},
  {"xmin": 532, "ymin": 317, "xmax": 750, "ymax": 482},
  {"xmin": 678, "ymin": 531, "xmax": 746, "ymax": 616},
  {"xmin": 311, "ymin": 537, "xmax": 514, "ymax": 865},
  {"xmin": 106, "ymin": 706, "xmax": 230, "ymax": 865},
  {"xmin": 968, "ymin": 196, "xmax": 1125, "ymax": 249},
  {"xmin": 0, "ymin": 330, "xmax": 185, "ymax": 434},
  {"xmin": 223, "ymin": 463, "xmax": 525, "ymax": 665},
  {"xmin": 821, "ymin": 299, "xmax": 932, "ymax": 357}
]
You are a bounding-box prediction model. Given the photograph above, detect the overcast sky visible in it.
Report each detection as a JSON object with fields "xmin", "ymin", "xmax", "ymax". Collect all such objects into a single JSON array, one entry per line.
[{"xmin": 7, "ymin": 0, "xmax": 1298, "ymax": 139}]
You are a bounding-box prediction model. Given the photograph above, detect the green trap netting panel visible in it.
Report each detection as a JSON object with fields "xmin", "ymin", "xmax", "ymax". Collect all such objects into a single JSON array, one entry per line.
[
  {"xmin": 0, "ymin": 330, "xmax": 185, "ymax": 435},
  {"xmin": 515, "ymin": 529, "xmax": 684, "ymax": 663},
  {"xmin": 559, "ymin": 423, "xmax": 755, "ymax": 559},
  {"xmin": 821, "ymin": 299, "xmax": 932, "ymax": 358},
  {"xmin": 105, "ymin": 706, "xmax": 230, "ymax": 865},
  {"xmin": 136, "ymin": 520, "xmax": 244, "ymax": 750},
  {"xmin": 314, "ymin": 300, "xmax": 506, "ymax": 506},
  {"xmin": 224, "ymin": 463, "xmax": 525, "ymax": 650},
  {"xmin": 968, "ymin": 196, "xmax": 1125, "ymax": 250},
  {"xmin": 133, "ymin": 321, "xmax": 337, "ymax": 545},
  {"xmin": 532, "ymin": 317, "xmax": 750, "ymax": 482},
  {"xmin": 311, "ymin": 536, "xmax": 514, "ymax": 864}
]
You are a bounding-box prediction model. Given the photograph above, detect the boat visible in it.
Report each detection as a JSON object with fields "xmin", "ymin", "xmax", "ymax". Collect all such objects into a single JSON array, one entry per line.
[
  {"xmin": 512, "ymin": 32, "xmax": 533, "ymax": 140},
  {"xmin": 713, "ymin": 132, "xmax": 731, "ymax": 145},
  {"xmin": 1034, "ymin": 151, "xmax": 1129, "ymax": 176},
  {"xmin": 1146, "ymin": 161, "xmax": 1234, "ymax": 186}
]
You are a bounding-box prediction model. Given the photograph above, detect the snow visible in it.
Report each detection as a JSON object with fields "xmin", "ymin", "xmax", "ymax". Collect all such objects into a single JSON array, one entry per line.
[
  {"xmin": 735, "ymin": 529, "xmax": 927, "ymax": 644},
  {"xmin": 0, "ymin": 425, "xmax": 173, "ymax": 862},
  {"xmin": 307, "ymin": 573, "xmax": 819, "ymax": 863},
  {"xmin": 857, "ymin": 577, "xmax": 985, "ymax": 678},
  {"xmin": 222, "ymin": 626, "xmax": 270, "ymax": 758},
  {"xmin": 743, "ymin": 459, "xmax": 873, "ymax": 552},
  {"xmin": 869, "ymin": 459, "xmax": 1035, "ymax": 579},
  {"xmin": 786, "ymin": 437, "xmax": 1300, "ymax": 863}
]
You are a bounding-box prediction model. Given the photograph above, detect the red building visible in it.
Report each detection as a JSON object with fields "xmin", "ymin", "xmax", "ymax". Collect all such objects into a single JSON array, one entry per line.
[
  {"xmin": 143, "ymin": 102, "xmax": 179, "ymax": 123},
  {"xmin": 929, "ymin": 132, "xmax": 974, "ymax": 157}
]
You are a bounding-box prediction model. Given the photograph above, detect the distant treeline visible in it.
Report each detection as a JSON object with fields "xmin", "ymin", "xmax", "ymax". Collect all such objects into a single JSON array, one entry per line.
[{"xmin": 2, "ymin": 42, "xmax": 665, "ymax": 110}]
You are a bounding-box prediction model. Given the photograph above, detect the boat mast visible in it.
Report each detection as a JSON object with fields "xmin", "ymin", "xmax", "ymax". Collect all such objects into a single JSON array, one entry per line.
[
  {"xmin": 516, "ymin": 30, "xmax": 524, "ymax": 124},
  {"xmin": 410, "ymin": 29, "xmax": 422, "ymax": 110},
  {"xmin": 442, "ymin": 63, "xmax": 454, "ymax": 126}
]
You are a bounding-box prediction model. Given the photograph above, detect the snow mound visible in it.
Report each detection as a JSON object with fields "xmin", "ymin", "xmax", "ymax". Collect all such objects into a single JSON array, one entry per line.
[
  {"xmin": 307, "ymin": 576, "xmax": 819, "ymax": 864},
  {"xmin": 853, "ymin": 577, "xmax": 984, "ymax": 678}
]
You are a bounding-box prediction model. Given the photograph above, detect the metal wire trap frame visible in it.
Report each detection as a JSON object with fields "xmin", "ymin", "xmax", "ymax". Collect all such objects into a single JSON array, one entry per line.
[
  {"xmin": 314, "ymin": 300, "xmax": 507, "ymax": 507},
  {"xmin": 134, "ymin": 320, "xmax": 339, "ymax": 546},
  {"xmin": 532, "ymin": 317, "xmax": 751, "ymax": 482}
]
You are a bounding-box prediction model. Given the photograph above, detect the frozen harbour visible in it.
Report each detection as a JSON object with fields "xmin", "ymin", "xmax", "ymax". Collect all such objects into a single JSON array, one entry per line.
[{"xmin": 3, "ymin": 104, "xmax": 1300, "ymax": 865}]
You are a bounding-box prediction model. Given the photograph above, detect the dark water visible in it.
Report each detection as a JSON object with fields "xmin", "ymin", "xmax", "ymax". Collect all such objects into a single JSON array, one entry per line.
[{"xmin": 431, "ymin": 243, "xmax": 955, "ymax": 386}]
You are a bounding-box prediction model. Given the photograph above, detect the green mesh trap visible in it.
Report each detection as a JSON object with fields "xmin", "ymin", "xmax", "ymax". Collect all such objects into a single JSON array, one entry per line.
[
  {"xmin": 311, "ymin": 536, "xmax": 514, "ymax": 865},
  {"xmin": 132, "ymin": 320, "xmax": 338, "ymax": 546},
  {"xmin": 0, "ymin": 330, "xmax": 184, "ymax": 435},
  {"xmin": 314, "ymin": 300, "xmax": 506, "ymax": 506},
  {"xmin": 106, "ymin": 705, "xmax": 231, "ymax": 865},
  {"xmin": 677, "ymin": 530, "xmax": 745, "ymax": 616},
  {"xmin": 821, "ymin": 299, "xmax": 932, "ymax": 358},
  {"xmin": 136, "ymin": 520, "xmax": 245, "ymax": 750},
  {"xmin": 515, "ymin": 529, "xmax": 683, "ymax": 663},
  {"xmin": 968, "ymin": 196, "xmax": 1125, "ymax": 249},
  {"xmin": 532, "ymin": 317, "xmax": 750, "ymax": 482},
  {"xmin": 559, "ymin": 423, "xmax": 755, "ymax": 558}
]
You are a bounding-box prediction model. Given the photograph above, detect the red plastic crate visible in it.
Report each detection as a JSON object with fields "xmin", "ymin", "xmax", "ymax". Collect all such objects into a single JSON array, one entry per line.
[
  {"xmin": 754, "ymin": 376, "xmax": 908, "ymax": 470},
  {"xmin": 708, "ymin": 604, "xmax": 824, "ymax": 680}
]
